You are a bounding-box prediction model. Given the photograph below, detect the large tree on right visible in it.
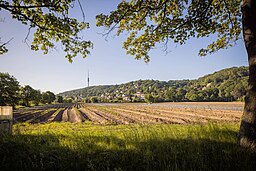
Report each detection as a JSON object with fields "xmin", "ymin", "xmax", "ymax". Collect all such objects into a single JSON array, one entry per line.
[
  {"xmin": 96, "ymin": 0, "xmax": 256, "ymax": 147},
  {"xmin": 238, "ymin": 0, "xmax": 256, "ymax": 147}
]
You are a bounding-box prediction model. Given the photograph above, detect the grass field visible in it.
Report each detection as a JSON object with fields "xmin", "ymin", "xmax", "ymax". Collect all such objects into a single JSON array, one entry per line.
[
  {"xmin": 1, "ymin": 122, "xmax": 256, "ymax": 170},
  {"xmin": 1, "ymin": 102, "xmax": 256, "ymax": 170}
]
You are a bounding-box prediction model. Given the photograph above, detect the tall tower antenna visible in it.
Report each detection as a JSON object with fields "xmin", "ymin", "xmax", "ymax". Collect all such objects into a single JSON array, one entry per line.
[{"xmin": 87, "ymin": 70, "xmax": 90, "ymax": 87}]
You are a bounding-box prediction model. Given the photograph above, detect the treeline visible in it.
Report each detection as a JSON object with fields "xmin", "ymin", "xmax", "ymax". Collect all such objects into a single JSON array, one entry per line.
[
  {"xmin": 1, "ymin": 66, "xmax": 248, "ymax": 107},
  {"xmin": 0, "ymin": 72, "xmax": 60, "ymax": 108},
  {"xmin": 59, "ymin": 66, "xmax": 248, "ymax": 103}
]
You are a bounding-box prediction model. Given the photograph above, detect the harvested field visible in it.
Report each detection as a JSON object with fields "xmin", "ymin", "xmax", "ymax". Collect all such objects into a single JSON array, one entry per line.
[{"xmin": 13, "ymin": 102, "xmax": 243, "ymax": 124}]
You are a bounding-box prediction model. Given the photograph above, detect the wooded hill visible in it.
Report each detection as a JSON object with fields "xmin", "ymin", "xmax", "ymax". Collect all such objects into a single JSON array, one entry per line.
[{"xmin": 58, "ymin": 66, "xmax": 248, "ymax": 103}]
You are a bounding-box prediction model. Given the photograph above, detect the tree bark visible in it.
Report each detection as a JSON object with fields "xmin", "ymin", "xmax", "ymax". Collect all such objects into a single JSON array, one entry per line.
[{"xmin": 237, "ymin": 0, "xmax": 256, "ymax": 147}]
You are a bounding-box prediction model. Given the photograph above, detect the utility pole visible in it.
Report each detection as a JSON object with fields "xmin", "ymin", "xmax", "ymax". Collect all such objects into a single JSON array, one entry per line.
[{"xmin": 87, "ymin": 71, "xmax": 90, "ymax": 87}]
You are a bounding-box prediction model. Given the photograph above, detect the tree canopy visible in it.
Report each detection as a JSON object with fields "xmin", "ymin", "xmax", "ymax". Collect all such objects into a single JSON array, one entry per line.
[
  {"xmin": 0, "ymin": 0, "xmax": 92, "ymax": 62},
  {"xmin": 0, "ymin": 0, "xmax": 242, "ymax": 62},
  {"xmin": 19, "ymin": 85, "xmax": 42, "ymax": 106},
  {"xmin": 96, "ymin": 0, "xmax": 241, "ymax": 62},
  {"xmin": 0, "ymin": 72, "xmax": 57, "ymax": 107},
  {"xmin": 0, "ymin": 72, "xmax": 20, "ymax": 106},
  {"xmin": 41, "ymin": 91, "xmax": 56, "ymax": 104}
]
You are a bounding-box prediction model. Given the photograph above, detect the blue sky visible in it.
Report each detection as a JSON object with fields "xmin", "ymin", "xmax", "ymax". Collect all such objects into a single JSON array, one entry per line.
[{"xmin": 0, "ymin": 0, "xmax": 248, "ymax": 94}]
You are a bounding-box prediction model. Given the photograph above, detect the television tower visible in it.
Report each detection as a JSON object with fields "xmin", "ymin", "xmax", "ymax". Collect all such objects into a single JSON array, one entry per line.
[{"xmin": 87, "ymin": 71, "xmax": 90, "ymax": 87}]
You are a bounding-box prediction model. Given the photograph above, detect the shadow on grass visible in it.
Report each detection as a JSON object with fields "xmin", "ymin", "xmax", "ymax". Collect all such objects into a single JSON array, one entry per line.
[{"xmin": 0, "ymin": 129, "xmax": 256, "ymax": 171}]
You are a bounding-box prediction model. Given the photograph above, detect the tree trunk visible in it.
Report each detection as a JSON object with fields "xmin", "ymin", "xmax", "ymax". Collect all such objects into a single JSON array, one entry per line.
[{"xmin": 237, "ymin": 0, "xmax": 256, "ymax": 147}]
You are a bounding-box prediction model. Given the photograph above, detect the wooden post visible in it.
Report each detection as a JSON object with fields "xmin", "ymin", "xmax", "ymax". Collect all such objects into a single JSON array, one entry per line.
[{"xmin": 0, "ymin": 106, "xmax": 13, "ymax": 134}]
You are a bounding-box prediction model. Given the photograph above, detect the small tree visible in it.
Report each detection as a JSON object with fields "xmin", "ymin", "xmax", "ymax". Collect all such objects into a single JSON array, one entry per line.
[
  {"xmin": 32, "ymin": 90, "xmax": 42, "ymax": 106},
  {"xmin": 0, "ymin": 72, "xmax": 20, "ymax": 107},
  {"xmin": 41, "ymin": 91, "xmax": 55, "ymax": 104},
  {"xmin": 19, "ymin": 85, "xmax": 36, "ymax": 106},
  {"xmin": 56, "ymin": 96, "xmax": 64, "ymax": 103},
  {"xmin": 64, "ymin": 98, "xmax": 73, "ymax": 103}
]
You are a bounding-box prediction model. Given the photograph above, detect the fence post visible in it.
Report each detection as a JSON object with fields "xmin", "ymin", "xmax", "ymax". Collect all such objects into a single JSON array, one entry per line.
[{"xmin": 0, "ymin": 106, "xmax": 13, "ymax": 134}]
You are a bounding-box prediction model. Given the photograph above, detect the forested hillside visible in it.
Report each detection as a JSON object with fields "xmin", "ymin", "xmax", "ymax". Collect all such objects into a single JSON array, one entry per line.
[{"xmin": 58, "ymin": 66, "xmax": 248, "ymax": 103}]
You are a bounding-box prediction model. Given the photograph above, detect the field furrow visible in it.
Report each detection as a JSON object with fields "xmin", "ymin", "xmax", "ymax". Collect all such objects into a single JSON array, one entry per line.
[
  {"xmin": 110, "ymin": 107, "xmax": 187, "ymax": 124},
  {"xmin": 62, "ymin": 110, "xmax": 69, "ymax": 122},
  {"xmin": 80, "ymin": 108, "xmax": 109, "ymax": 124},
  {"xmin": 12, "ymin": 102, "xmax": 244, "ymax": 125},
  {"xmin": 67, "ymin": 108, "xmax": 84, "ymax": 123},
  {"xmin": 30, "ymin": 109, "xmax": 57, "ymax": 124},
  {"xmin": 52, "ymin": 109, "xmax": 65, "ymax": 122},
  {"xmin": 14, "ymin": 111, "xmax": 44, "ymax": 123},
  {"xmin": 118, "ymin": 105, "xmax": 241, "ymax": 123},
  {"xmin": 86, "ymin": 107, "xmax": 134, "ymax": 124},
  {"xmin": 118, "ymin": 107, "xmax": 218, "ymax": 123}
]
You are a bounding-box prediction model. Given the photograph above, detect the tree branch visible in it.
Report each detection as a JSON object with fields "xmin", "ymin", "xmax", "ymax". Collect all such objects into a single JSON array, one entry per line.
[
  {"xmin": 0, "ymin": 38, "xmax": 14, "ymax": 48},
  {"xmin": 153, "ymin": 0, "xmax": 168, "ymax": 32},
  {"xmin": 1, "ymin": 5, "xmax": 46, "ymax": 30},
  {"xmin": 0, "ymin": 0, "xmax": 62, "ymax": 9},
  {"xmin": 77, "ymin": 0, "xmax": 85, "ymax": 21},
  {"xmin": 162, "ymin": 0, "xmax": 214, "ymax": 35},
  {"xmin": 223, "ymin": 0, "xmax": 235, "ymax": 30},
  {"xmin": 0, "ymin": 4, "xmax": 67, "ymax": 35}
]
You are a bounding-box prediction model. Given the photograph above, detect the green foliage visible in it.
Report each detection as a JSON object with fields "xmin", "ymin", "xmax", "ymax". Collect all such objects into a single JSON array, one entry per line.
[
  {"xmin": 1, "ymin": 123, "xmax": 255, "ymax": 170},
  {"xmin": 63, "ymin": 98, "xmax": 73, "ymax": 103},
  {"xmin": 0, "ymin": 0, "xmax": 92, "ymax": 62},
  {"xmin": 56, "ymin": 96, "xmax": 64, "ymax": 103},
  {"xmin": 90, "ymin": 96, "xmax": 98, "ymax": 103},
  {"xmin": 59, "ymin": 66, "xmax": 248, "ymax": 103},
  {"xmin": 0, "ymin": 66, "xmax": 248, "ymax": 106},
  {"xmin": 41, "ymin": 91, "xmax": 55, "ymax": 104},
  {"xmin": 0, "ymin": 72, "xmax": 20, "ymax": 106},
  {"xmin": 31, "ymin": 89, "xmax": 42, "ymax": 106},
  {"xmin": 145, "ymin": 94, "xmax": 154, "ymax": 103},
  {"xmin": 19, "ymin": 85, "xmax": 42, "ymax": 107},
  {"xmin": 96, "ymin": 0, "xmax": 241, "ymax": 62},
  {"xmin": 0, "ymin": 72, "xmax": 56, "ymax": 107}
]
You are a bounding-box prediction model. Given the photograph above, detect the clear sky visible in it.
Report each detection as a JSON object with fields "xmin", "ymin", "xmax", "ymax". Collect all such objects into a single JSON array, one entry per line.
[{"xmin": 0, "ymin": 0, "xmax": 248, "ymax": 94}]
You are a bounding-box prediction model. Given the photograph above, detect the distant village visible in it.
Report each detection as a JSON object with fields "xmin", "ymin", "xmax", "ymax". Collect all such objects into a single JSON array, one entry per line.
[{"xmin": 59, "ymin": 67, "xmax": 248, "ymax": 103}]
